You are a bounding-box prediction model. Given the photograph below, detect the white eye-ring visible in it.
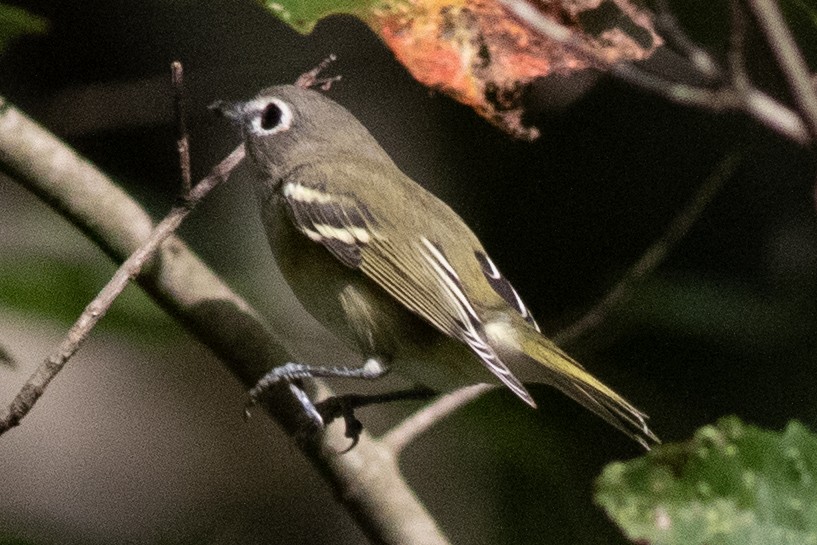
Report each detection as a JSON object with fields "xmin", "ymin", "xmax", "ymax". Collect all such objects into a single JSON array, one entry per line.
[{"xmin": 246, "ymin": 97, "xmax": 293, "ymax": 135}]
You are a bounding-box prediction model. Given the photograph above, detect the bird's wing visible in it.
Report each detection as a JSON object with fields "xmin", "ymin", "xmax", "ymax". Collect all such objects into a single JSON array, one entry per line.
[
  {"xmin": 472, "ymin": 250, "xmax": 541, "ymax": 333},
  {"xmin": 279, "ymin": 177, "xmax": 536, "ymax": 406}
]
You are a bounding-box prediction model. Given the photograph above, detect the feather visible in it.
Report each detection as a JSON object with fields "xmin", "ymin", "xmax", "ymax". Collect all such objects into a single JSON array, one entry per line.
[
  {"xmin": 279, "ymin": 170, "xmax": 534, "ymax": 406},
  {"xmin": 474, "ymin": 250, "xmax": 541, "ymax": 332},
  {"xmin": 235, "ymin": 85, "xmax": 657, "ymax": 447},
  {"xmin": 281, "ymin": 180, "xmax": 371, "ymax": 268}
]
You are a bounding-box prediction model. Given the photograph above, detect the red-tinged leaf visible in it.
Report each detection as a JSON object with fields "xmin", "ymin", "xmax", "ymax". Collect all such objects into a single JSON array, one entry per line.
[
  {"xmin": 371, "ymin": 0, "xmax": 661, "ymax": 139},
  {"xmin": 263, "ymin": 0, "xmax": 662, "ymax": 139}
]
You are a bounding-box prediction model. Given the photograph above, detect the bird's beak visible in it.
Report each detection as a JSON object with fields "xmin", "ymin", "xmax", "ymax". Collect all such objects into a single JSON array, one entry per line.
[{"xmin": 208, "ymin": 100, "xmax": 245, "ymax": 125}]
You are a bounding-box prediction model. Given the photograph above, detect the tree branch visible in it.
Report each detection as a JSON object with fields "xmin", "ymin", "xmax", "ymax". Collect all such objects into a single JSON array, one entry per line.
[
  {"xmin": 748, "ymin": 0, "xmax": 817, "ymax": 139},
  {"xmin": 0, "ymin": 140, "xmax": 243, "ymax": 433},
  {"xmin": 0, "ymin": 95, "xmax": 450, "ymax": 545},
  {"xmin": 382, "ymin": 384, "xmax": 494, "ymax": 455},
  {"xmin": 171, "ymin": 60, "xmax": 192, "ymax": 196},
  {"xmin": 653, "ymin": 0, "xmax": 721, "ymax": 82},
  {"xmin": 746, "ymin": 0, "xmax": 817, "ymax": 143},
  {"xmin": 501, "ymin": 0, "xmax": 812, "ymax": 146}
]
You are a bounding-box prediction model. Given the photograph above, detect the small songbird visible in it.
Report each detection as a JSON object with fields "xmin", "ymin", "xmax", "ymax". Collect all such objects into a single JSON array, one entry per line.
[{"xmin": 215, "ymin": 84, "xmax": 658, "ymax": 449}]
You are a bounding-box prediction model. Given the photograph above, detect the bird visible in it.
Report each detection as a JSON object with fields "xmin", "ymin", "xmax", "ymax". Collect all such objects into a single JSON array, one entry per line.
[{"xmin": 214, "ymin": 84, "xmax": 658, "ymax": 449}]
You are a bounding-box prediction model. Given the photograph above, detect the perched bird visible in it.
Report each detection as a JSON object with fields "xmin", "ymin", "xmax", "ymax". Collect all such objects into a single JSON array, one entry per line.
[{"xmin": 215, "ymin": 84, "xmax": 658, "ymax": 449}]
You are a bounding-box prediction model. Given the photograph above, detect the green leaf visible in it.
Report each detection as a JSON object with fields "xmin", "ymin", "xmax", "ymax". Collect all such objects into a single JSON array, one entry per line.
[
  {"xmin": 260, "ymin": 0, "xmax": 381, "ymax": 34},
  {"xmin": 0, "ymin": 256, "xmax": 181, "ymax": 343},
  {"xmin": 596, "ymin": 416, "xmax": 817, "ymax": 545},
  {"xmin": 0, "ymin": 4, "xmax": 47, "ymax": 54}
]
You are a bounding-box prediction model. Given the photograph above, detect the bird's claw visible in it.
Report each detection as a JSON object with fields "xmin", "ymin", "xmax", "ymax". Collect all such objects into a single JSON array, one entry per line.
[
  {"xmin": 339, "ymin": 404, "xmax": 364, "ymax": 453},
  {"xmin": 316, "ymin": 396, "xmax": 365, "ymax": 453}
]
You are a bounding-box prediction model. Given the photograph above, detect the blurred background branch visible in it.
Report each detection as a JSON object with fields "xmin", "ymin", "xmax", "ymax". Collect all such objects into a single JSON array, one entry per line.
[{"xmin": 503, "ymin": 0, "xmax": 815, "ymax": 147}]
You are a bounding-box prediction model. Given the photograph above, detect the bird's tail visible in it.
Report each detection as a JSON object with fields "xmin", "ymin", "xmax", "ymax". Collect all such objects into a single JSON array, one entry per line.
[{"xmin": 486, "ymin": 319, "xmax": 660, "ymax": 449}]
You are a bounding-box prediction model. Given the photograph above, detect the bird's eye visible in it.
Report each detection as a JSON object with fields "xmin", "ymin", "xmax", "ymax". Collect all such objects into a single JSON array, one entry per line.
[
  {"xmin": 261, "ymin": 102, "xmax": 283, "ymax": 130},
  {"xmin": 247, "ymin": 97, "xmax": 292, "ymax": 135}
]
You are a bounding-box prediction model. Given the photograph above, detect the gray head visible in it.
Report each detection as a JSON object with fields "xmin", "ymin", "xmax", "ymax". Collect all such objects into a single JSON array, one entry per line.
[{"xmin": 214, "ymin": 85, "xmax": 389, "ymax": 178}]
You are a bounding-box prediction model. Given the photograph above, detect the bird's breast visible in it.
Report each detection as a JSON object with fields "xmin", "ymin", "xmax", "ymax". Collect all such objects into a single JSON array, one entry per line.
[{"xmin": 261, "ymin": 192, "xmax": 359, "ymax": 336}]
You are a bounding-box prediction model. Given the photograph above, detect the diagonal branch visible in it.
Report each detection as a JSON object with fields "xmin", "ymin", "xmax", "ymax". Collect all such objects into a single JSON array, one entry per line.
[
  {"xmin": 0, "ymin": 60, "xmax": 244, "ymax": 434},
  {"xmin": 653, "ymin": 0, "xmax": 722, "ymax": 82},
  {"xmin": 746, "ymin": 0, "xmax": 817, "ymax": 143},
  {"xmin": 0, "ymin": 92, "xmax": 450, "ymax": 545},
  {"xmin": 0, "ymin": 143, "xmax": 243, "ymax": 433},
  {"xmin": 553, "ymin": 151, "xmax": 742, "ymax": 347},
  {"xmin": 501, "ymin": 0, "xmax": 812, "ymax": 146},
  {"xmin": 381, "ymin": 384, "xmax": 494, "ymax": 455}
]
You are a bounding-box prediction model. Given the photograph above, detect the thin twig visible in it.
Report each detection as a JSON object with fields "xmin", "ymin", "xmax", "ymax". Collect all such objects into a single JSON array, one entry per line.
[
  {"xmin": 500, "ymin": 0, "xmax": 715, "ymax": 93},
  {"xmin": 382, "ymin": 384, "xmax": 495, "ymax": 455},
  {"xmin": 553, "ymin": 151, "xmax": 742, "ymax": 347},
  {"xmin": 727, "ymin": 0, "xmax": 751, "ymax": 92},
  {"xmin": 0, "ymin": 62, "xmax": 243, "ymax": 434},
  {"xmin": 747, "ymin": 0, "xmax": 817, "ymax": 143},
  {"xmin": 501, "ymin": 0, "xmax": 811, "ymax": 146},
  {"xmin": 653, "ymin": 0, "xmax": 722, "ymax": 82},
  {"xmin": 295, "ymin": 53, "xmax": 342, "ymax": 90},
  {"xmin": 0, "ymin": 145, "xmax": 244, "ymax": 434},
  {"xmin": 171, "ymin": 61, "xmax": 192, "ymax": 196}
]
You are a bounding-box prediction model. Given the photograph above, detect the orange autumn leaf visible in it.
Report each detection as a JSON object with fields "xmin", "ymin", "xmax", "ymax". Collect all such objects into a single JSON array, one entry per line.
[{"xmin": 264, "ymin": 0, "xmax": 662, "ymax": 139}]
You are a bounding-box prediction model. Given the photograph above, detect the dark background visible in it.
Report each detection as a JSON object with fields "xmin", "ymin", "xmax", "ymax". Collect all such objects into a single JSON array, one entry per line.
[{"xmin": 0, "ymin": 1, "xmax": 815, "ymax": 544}]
